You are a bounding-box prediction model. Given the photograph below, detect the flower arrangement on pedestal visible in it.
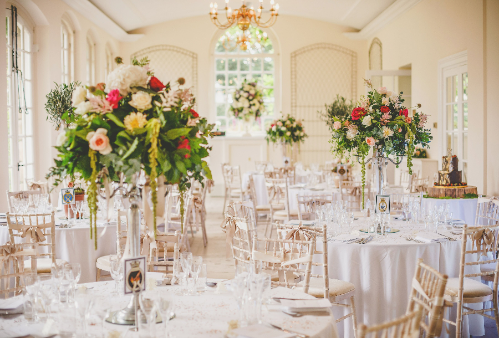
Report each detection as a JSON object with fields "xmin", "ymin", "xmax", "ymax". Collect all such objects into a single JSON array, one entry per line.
[
  {"xmin": 266, "ymin": 114, "xmax": 307, "ymax": 162},
  {"xmin": 230, "ymin": 79, "xmax": 265, "ymax": 132},
  {"xmin": 47, "ymin": 57, "xmax": 214, "ymax": 249},
  {"xmin": 329, "ymin": 80, "xmax": 432, "ymax": 206}
]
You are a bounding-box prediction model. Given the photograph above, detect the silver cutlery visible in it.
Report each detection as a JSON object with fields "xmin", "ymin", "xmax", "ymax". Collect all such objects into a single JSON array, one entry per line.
[
  {"xmin": 267, "ymin": 323, "xmax": 310, "ymax": 338},
  {"xmin": 437, "ymin": 232, "xmax": 457, "ymax": 241},
  {"xmin": 361, "ymin": 235, "xmax": 373, "ymax": 244}
]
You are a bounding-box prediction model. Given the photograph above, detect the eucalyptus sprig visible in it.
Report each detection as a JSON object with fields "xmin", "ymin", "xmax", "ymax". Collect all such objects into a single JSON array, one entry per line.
[{"xmin": 45, "ymin": 81, "xmax": 80, "ymax": 130}]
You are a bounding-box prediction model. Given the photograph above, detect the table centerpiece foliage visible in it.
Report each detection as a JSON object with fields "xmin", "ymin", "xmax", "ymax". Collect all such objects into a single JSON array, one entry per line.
[
  {"xmin": 230, "ymin": 78, "xmax": 266, "ymax": 122},
  {"xmin": 47, "ymin": 56, "xmax": 214, "ymax": 248},
  {"xmin": 328, "ymin": 80, "xmax": 432, "ymax": 206},
  {"xmin": 265, "ymin": 114, "xmax": 307, "ymax": 145}
]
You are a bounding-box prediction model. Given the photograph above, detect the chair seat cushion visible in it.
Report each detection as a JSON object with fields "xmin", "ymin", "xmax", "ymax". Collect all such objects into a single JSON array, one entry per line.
[
  {"xmin": 445, "ymin": 277, "xmax": 493, "ymax": 299},
  {"xmin": 256, "ymin": 205, "xmax": 271, "ymax": 211},
  {"xmin": 273, "ymin": 210, "xmax": 299, "ymax": 218},
  {"xmin": 297, "ymin": 277, "xmax": 355, "ymax": 297},
  {"xmin": 24, "ymin": 258, "xmax": 67, "ymax": 274},
  {"xmin": 96, "ymin": 254, "xmax": 116, "ymax": 272}
]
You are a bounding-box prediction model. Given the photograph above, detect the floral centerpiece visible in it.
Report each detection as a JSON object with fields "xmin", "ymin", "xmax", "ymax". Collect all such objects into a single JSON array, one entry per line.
[
  {"xmin": 413, "ymin": 147, "xmax": 427, "ymax": 158},
  {"xmin": 230, "ymin": 79, "xmax": 265, "ymax": 122},
  {"xmin": 265, "ymin": 114, "xmax": 307, "ymax": 145},
  {"xmin": 330, "ymin": 80, "xmax": 432, "ymax": 206},
  {"xmin": 47, "ymin": 57, "xmax": 214, "ymax": 249}
]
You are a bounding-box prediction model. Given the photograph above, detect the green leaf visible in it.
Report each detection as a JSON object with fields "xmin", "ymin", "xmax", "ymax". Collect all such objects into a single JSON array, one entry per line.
[
  {"xmin": 202, "ymin": 161, "xmax": 212, "ymax": 179},
  {"xmin": 106, "ymin": 114, "xmax": 125, "ymax": 128},
  {"xmin": 166, "ymin": 128, "xmax": 191, "ymax": 140},
  {"xmin": 175, "ymin": 160, "xmax": 187, "ymax": 174},
  {"xmin": 122, "ymin": 138, "xmax": 139, "ymax": 160}
]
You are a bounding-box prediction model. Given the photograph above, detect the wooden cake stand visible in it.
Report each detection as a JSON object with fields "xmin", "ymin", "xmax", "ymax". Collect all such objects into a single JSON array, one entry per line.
[{"xmin": 427, "ymin": 185, "xmax": 477, "ymax": 198}]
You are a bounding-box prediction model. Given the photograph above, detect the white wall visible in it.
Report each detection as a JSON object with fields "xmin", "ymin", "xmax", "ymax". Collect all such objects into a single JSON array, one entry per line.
[
  {"xmin": 0, "ymin": 0, "xmax": 120, "ymax": 209},
  {"xmin": 369, "ymin": 0, "xmax": 498, "ymax": 195}
]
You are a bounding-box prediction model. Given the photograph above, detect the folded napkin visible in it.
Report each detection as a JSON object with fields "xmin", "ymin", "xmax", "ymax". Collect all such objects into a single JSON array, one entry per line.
[
  {"xmin": 289, "ymin": 183, "xmax": 306, "ymax": 189},
  {"xmin": 281, "ymin": 299, "xmax": 331, "ymax": 312},
  {"xmin": 233, "ymin": 324, "xmax": 294, "ymax": 338},
  {"xmin": 415, "ymin": 232, "xmax": 448, "ymax": 243},
  {"xmin": 0, "ymin": 295, "xmax": 23, "ymax": 310}
]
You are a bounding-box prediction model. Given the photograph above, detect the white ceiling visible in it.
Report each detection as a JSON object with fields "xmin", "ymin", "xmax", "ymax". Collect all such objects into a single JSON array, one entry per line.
[{"xmin": 88, "ymin": 0, "xmax": 397, "ymax": 32}]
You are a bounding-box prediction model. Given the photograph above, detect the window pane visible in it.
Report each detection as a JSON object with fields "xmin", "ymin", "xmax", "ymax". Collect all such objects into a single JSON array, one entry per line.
[
  {"xmin": 453, "ymin": 75, "xmax": 458, "ymax": 102},
  {"xmin": 446, "ymin": 133, "xmax": 451, "ymax": 151},
  {"xmin": 18, "ymin": 112, "xmax": 23, "ymax": 136},
  {"xmin": 216, "ymin": 103, "xmax": 226, "ymax": 116},
  {"xmin": 25, "ymin": 109, "xmax": 33, "ymax": 135},
  {"xmin": 24, "ymin": 28, "xmax": 30, "ymax": 52},
  {"xmin": 215, "ymin": 89, "xmax": 225, "ymax": 103},
  {"xmin": 463, "ymin": 102, "xmax": 468, "ymax": 130},
  {"xmin": 8, "ymin": 169, "xmax": 12, "ymax": 192},
  {"xmin": 264, "ymin": 102, "xmax": 274, "ymax": 115},
  {"xmin": 240, "ymin": 73, "xmax": 249, "ymax": 81},
  {"xmin": 446, "ymin": 105, "xmax": 452, "ymax": 131},
  {"xmin": 216, "ymin": 59, "xmax": 225, "ymax": 71},
  {"xmin": 24, "ymin": 53, "xmax": 31, "ymax": 80},
  {"xmin": 216, "ymin": 118, "xmax": 227, "ymax": 131},
  {"xmin": 462, "ymin": 72, "xmax": 468, "ymax": 101},
  {"xmin": 228, "ymin": 74, "xmax": 237, "ymax": 87},
  {"xmin": 252, "ymin": 74, "xmax": 262, "ymax": 82},
  {"xmin": 228, "ymin": 58, "xmax": 237, "ymax": 71},
  {"xmin": 240, "ymin": 59, "xmax": 250, "ymax": 71},
  {"xmin": 453, "ymin": 104, "xmax": 458, "ymax": 130},
  {"xmin": 216, "ymin": 74, "xmax": 225, "ymax": 87},
  {"xmin": 453, "ymin": 134, "xmax": 458, "ymax": 153},
  {"xmin": 25, "ymin": 80, "xmax": 32, "ymax": 108},
  {"xmin": 18, "ymin": 138, "xmax": 24, "ymax": 163},
  {"xmin": 262, "ymin": 74, "xmax": 273, "ymax": 88},
  {"xmin": 263, "ymin": 57, "xmax": 274, "ymax": 71},
  {"xmin": 251, "ymin": 58, "xmax": 262, "ymax": 71},
  {"xmin": 463, "ymin": 133, "xmax": 468, "ymax": 161},
  {"xmin": 263, "ymin": 88, "xmax": 274, "ymax": 100},
  {"xmin": 26, "ymin": 164, "xmax": 33, "ymax": 181}
]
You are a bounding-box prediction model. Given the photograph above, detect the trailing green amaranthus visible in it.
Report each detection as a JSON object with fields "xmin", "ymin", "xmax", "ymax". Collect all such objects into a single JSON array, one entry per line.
[
  {"xmin": 87, "ymin": 149, "xmax": 98, "ymax": 250},
  {"xmin": 148, "ymin": 119, "xmax": 161, "ymax": 238}
]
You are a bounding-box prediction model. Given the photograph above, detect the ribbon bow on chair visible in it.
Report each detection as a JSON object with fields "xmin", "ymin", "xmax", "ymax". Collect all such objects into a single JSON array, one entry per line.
[
  {"xmin": 223, "ymin": 205, "xmax": 239, "ymax": 258},
  {"xmin": 284, "ymin": 223, "xmax": 314, "ymax": 242},
  {"xmin": 21, "ymin": 227, "xmax": 46, "ymax": 243},
  {"xmin": 1, "ymin": 242, "xmax": 17, "ymax": 256},
  {"xmin": 471, "ymin": 229, "xmax": 495, "ymax": 257}
]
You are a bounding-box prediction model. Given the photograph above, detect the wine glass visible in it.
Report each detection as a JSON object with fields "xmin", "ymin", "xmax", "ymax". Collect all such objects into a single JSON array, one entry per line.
[
  {"xmin": 139, "ymin": 292, "xmax": 158, "ymax": 337},
  {"xmin": 180, "ymin": 252, "xmax": 193, "ymax": 276},
  {"xmin": 190, "ymin": 256, "xmax": 203, "ymax": 295},
  {"xmin": 75, "ymin": 293, "xmax": 94, "ymax": 336},
  {"xmin": 110, "ymin": 256, "xmax": 122, "ymax": 295},
  {"xmin": 156, "ymin": 294, "xmax": 175, "ymax": 334}
]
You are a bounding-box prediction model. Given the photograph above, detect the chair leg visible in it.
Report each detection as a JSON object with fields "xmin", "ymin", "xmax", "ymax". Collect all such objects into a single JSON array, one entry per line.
[
  {"xmin": 223, "ymin": 188, "xmax": 228, "ymax": 215},
  {"xmin": 456, "ymin": 300, "xmax": 462, "ymax": 338},
  {"xmin": 350, "ymin": 295, "xmax": 358, "ymax": 338},
  {"xmin": 201, "ymin": 211, "xmax": 208, "ymax": 247},
  {"xmin": 96, "ymin": 268, "xmax": 101, "ymax": 282},
  {"xmin": 493, "ymin": 291, "xmax": 499, "ymax": 337}
]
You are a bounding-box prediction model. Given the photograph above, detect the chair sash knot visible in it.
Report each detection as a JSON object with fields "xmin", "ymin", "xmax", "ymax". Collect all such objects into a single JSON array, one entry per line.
[
  {"xmin": 21, "ymin": 227, "xmax": 46, "ymax": 243},
  {"xmin": 284, "ymin": 224, "xmax": 314, "ymax": 242},
  {"xmin": 470, "ymin": 229, "xmax": 494, "ymax": 257}
]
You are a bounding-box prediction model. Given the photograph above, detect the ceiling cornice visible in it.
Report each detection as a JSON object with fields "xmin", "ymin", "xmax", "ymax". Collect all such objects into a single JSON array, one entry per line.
[
  {"xmin": 344, "ymin": 0, "xmax": 422, "ymax": 40},
  {"xmin": 62, "ymin": 0, "xmax": 143, "ymax": 42}
]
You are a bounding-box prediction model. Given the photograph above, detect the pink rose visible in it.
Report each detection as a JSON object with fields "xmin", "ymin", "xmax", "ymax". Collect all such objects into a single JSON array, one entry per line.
[
  {"xmin": 86, "ymin": 128, "xmax": 112, "ymax": 155},
  {"xmin": 366, "ymin": 137, "xmax": 375, "ymax": 146},
  {"xmin": 378, "ymin": 87, "xmax": 388, "ymax": 95},
  {"xmin": 333, "ymin": 121, "xmax": 341, "ymax": 130},
  {"xmin": 106, "ymin": 89, "xmax": 123, "ymax": 109},
  {"xmin": 405, "ymin": 116, "xmax": 412, "ymax": 123}
]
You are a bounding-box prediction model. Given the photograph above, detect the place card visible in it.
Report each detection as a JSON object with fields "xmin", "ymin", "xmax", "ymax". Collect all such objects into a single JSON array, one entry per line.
[
  {"xmin": 123, "ymin": 256, "xmax": 146, "ymax": 294},
  {"xmin": 232, "ymin": 323, "xmax": 295, "ymax": 338},
  {"xmin": 375, "ymin": 195, "xmax": 390, "ymax": 214},
  {"xmin": 61, "ymin": 188, "xmax": 75, "ymax": 205},
  {"xmin": 280, "ymin": 298, "xmax": 331, "ymax": 312}
]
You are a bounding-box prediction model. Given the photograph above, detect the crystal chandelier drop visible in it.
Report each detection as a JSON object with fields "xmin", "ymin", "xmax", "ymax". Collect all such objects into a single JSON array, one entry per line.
[{"xmin": 209, "ymin": 0, "xmax": 279, "ymax": 51}]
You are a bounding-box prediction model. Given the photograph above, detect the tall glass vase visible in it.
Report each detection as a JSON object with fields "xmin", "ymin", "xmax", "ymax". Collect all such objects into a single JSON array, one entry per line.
[{"xmin": 372, "ymin": 147, "xmax": 387, "ymax": 195}]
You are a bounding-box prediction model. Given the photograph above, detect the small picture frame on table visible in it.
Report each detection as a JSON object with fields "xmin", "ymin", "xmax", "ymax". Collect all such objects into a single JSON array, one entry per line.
[
  {"xmin": 61, "ymin": 188, "xmax": 75, "ymax": 205},
  {"xmin": 123, "ymin": 256, "xmax": 146, "ymax": 295},
  {"xmin": 375, "ymin": 195, "xmax": 390, "ymax": 214}
]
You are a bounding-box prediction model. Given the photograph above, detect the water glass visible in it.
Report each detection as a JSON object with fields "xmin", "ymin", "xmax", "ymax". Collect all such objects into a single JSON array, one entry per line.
[
  {"xmin": 197, "ymin": 264, "xmax": 207, "ymax": 292},
  {"xmin": 110, "ymin": 256, "xmax": 123, "ymax": 295},
  {"xmin": 23, "ymin": 289, "xmax": 37, "ymax": 322},
  {"xmin": 139, "ymin": 293, "xmax": 158, "ymax": 338},
  {"xmin": 57, "ymin": 302, "xmax": 77, "ymax": 337},
  {"xmin": 75, "ymin": 293, "xmax": 94, "ymax": 337}
]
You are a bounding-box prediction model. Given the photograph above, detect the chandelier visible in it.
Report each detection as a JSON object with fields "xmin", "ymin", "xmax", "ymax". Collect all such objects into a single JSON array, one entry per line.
[{"xmin": 209, "ymin": 0, "xmax": 279, "ymax": 50}]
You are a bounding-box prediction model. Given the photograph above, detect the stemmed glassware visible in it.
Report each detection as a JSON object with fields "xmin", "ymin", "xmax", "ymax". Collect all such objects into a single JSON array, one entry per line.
[
  {"xmin": 110, "ymin": 256, "xmax": 123, "ymax": 295},
  {"xmin": 190, "ymin": 256, "xmax": 203, "ymax": 295},
  {"xmin": 23, "ymin": 273, "xmax": 39, "ymax": 322},
  {"xmin": 180, "ymin": 252, "xmax": 193, "ymax": 295},
  {"xmin": 156, "ymin": 294, "xmax": 175, "ymax": 335},
  {"xmin": 139, "ymin": 292, "xmax": 158, "ymax": 337},
  {"xmin": 75, "ymin": 293, "xmax": 94, "ymax": 336}
]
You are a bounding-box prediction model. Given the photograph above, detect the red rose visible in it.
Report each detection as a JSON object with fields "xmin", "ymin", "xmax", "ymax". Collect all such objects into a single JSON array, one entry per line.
[
  {"xmin": 177, "ymin": 138, "xmax": 191, "ymax": 151},
  {"xmin": 351, "ymin": 107, "xmax": 366, "ymax": 121},
  {"xmin": 190, "ymin": 109, "xmax": 199, "ymax": 118},
  {"xmin": 399, "ymin": 109, "xmax": 408, "ymax": 117},
  {"xmin": 149, "ymin": 76, "xmax": 165, "ymax": 92},
  {"xmin": 380, "ymin": 106, "xmax": 390, "ymax": 114},
  {"xmin": 184, "ymin": 154, "xmax": 191, "ymax": 159}
]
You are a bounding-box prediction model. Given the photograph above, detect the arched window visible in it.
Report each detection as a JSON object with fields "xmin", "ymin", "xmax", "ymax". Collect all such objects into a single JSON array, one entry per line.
[
  {"xmin": 86, "ymin": 35, "xmax": 95, "ymax": 85},
  {"xmin": 61, "ymin": 19, "xmax": 74, "ymax": 84},
  {"xmin": 214, "ymin": 26, "xmax": 276, "ymax": 133},
  {"xmin": 105, "ymin": 44, "xmax": 113, "ymax": 79},
  {"xmin": 6, "ymin": 8, "xmax": 34, "ymax": 190}
]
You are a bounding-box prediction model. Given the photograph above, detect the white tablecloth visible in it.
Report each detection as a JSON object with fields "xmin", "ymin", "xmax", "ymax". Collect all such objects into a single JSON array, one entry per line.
[
  {"xmin": 0, "ymin": 276, "xmax": 338, "ymax": 338},
  {"xmin": 319, "ymin": 218, "xmax": 483, "ymax": 338},
  {"xmin": 422, "ymin": 198, "xmax": 478, "ymax": 226},
  {"xmin": 0, "ymin": 213, "xmax": 117, "ymax": 283}
]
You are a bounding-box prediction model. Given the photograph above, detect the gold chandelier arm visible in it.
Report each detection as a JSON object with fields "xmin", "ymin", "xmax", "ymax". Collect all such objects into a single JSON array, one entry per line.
[
  {"xmin": 210, "ymin": 15, "xmax": 235, "ymax": 30},
  {"xmin": 252, "ymin": 13, "xmax": 278, "ymax": 28}
]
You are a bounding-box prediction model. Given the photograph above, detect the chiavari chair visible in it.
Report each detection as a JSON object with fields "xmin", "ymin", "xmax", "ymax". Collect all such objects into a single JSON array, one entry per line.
[
  {"xmin": 443, "ymin": 223, "xmax": 499, "ymax": 337},
  {"xmin": 6, "ymin": 211, "xmax": 66, "ymax": 274},
  {"xmin": 148, "ymin": 230, "xmax": 180, "ymax": 277},
  {"xmin": 357, "ymin": 309, "xmax": 422, "ymax": 338},
  {"xmin": 406, "ymin": 258, "xmax": 449, "ymax": 337},
  {"xmin": 266, "ymin": 177, "xmax": 299, "ymax": 237},
  {"xmin": 248, "ymin": 174, "xmax": 273, "ymax": 233},
  {"xmin": 340, "ymin": 181, "xmax": 370, "ymax": 212},
  {"xmin": 0, "ymin": 242, "xmax": 37, "ymax": 299},
  {"xmin": 222, "ymin": 163, "xmax": 245, "ymax": 214},
  {"xmin": 296, "ymin": 193, "xmax": 336, "ymax": 220}
]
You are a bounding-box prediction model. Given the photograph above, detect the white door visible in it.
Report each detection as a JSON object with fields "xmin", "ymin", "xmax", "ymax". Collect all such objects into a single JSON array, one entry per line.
[{"xmin": 6, "ymin": 11, "xmax": 34, "ymax": 191}]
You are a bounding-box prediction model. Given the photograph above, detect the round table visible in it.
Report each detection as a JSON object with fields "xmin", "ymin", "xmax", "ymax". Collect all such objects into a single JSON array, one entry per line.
[
  {"xmin": 422, "ymin": 197, "xmax": 478, "ymax": 226},
  {"xmin": 0, "ymin": 276, "xmax": 338, "ymax": 338},
  {"xmin": 318, "ymin": 218, "xmax": 483, "ymax": 338},
  {"xmin": 0, "ymin": 213, "xmax": 117, "ymax": 283}
]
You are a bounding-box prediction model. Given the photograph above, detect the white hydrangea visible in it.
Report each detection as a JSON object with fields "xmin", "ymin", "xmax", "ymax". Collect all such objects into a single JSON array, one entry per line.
[
  {"xmin": 72, "ymin": 86, "xmax": 87, "ymax": 106},
  {"xmin": 106, "ymin": 64, "xmax": 149, "ymax": 96}
]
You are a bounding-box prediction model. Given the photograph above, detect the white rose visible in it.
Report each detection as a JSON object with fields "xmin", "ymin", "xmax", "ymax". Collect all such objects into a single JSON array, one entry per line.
[
  {"xmin": 272, "ymin": 126, "xmax": 277, "ymax": 131},
  {"xmin": 249, "ymin": 89, "xmax": 255, "ymax": 95},
  {"xmin": 72, "ymin": 87, "xmax": 87, "ymax": 106},
  {"xmin": 129, "ymin": 91, "xmax": 152, "ymax": 110},
  {"xmin": 386, "ymin": 91, "xmax": 392, "ymax": 97},
  {"xmin": 243, "ymin": 85, "xmax": 251, "ymax": 91},
  {"xmin": 382, "ymin": 97, "xmax": 389, "ymax": 105},
  {"xmin": 390, "ymin": 94, "xmax": 399, "ymax": 102},
  {"xmin": 242, "ymin": 92, "xmax": 249, "ymax": 98},
  {"xmin": 242, "ymin": 98, "xmax": 250, "ymax": 108},
  {"xmin": 106, "ymin": 64, "xmax": 149, "ymax": 96},
  {"xmin": 286, "ymin": 132, "xmax": 291, "ymax": 136},
  {"xmin": 362, "ymin": 115, "xmax": 372, "ymax": 126},
  {"xmin": 253, "ymin": 101, "xmax": 260, "ymax": 110},
  {"xmin": 346, "ymin": 131, "xmax": 356, "ymax": 140},
  {"xmin": 56, "ymin": 132, "xmax": 67, "ymax": 146},
  {"xmin": 281, "ymin": 127, "xmax": 286, "ymax": 131},
  {"xmin": 74, "ymin": 101, "xmax": 93, "ymax": 115}
]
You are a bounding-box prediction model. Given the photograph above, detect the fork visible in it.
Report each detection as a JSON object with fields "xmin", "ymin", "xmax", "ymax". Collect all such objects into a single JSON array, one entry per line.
[{"xmin": 437, "ymin": 232, "xmax": 457, "ymax": 241}]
